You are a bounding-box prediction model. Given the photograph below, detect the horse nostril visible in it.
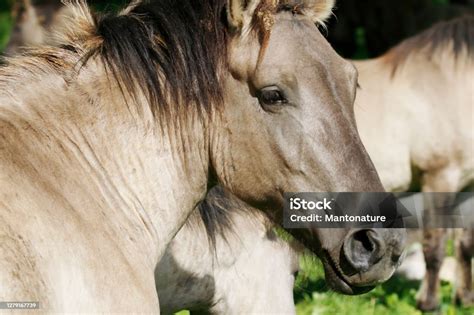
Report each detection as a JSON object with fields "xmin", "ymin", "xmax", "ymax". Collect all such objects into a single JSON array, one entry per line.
[
  {"xmin": 343, "ymin": 229, "xmax": 384, "ymax": 272},
  {"xmin": 392, "ymin": 253, "xmax": 402, "ymax": 265},
  {"xmin": 354, "ymin": 230, "xmax": 374, "ymax": 252}
]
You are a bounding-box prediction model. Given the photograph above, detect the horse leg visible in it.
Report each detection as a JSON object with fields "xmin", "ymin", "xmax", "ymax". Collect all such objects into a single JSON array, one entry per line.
[
  {"xmin": 417, "ymin": 228, "xmax": 447, "ymax": 311},
  {"xmin": 455, "ymin": 229, "xmax": 474, "ymax": 306},
  {"xmin": 417, "ymin": 167, "xmax": 459, "ymax": 311}
]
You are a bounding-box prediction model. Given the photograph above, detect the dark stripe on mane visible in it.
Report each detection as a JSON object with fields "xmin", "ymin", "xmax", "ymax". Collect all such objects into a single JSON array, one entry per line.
[
  {"xmin": 196, "ymin": 186, "xmax": 302, "ymax": 256},
  {"xmin": 84, "ymin": 0, "xmax": 230, "ymax": 117},
  {"xmin": 386, "ymin": 15, "xmax": 474, "ymax": 75},
  {"xmin": 196, "ymin": 186, "xmax": 239, "ymax": 251}
]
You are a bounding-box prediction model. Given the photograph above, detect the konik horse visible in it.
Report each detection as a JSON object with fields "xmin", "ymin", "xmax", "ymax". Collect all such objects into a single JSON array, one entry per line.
[
  {"xmin": 0, "ymin": 0, "xmax": 405, "ymax": 312},
  {"xmin": 155, "ymin": 186, "xmax": 301, "ymax": 314},
  {"xmin": 5, "ymin": 3, "xmax": 302, "ymax": 313},
  {"xmin": 354, "ymin": 16, "xmax": 474, "ymax": 311}
]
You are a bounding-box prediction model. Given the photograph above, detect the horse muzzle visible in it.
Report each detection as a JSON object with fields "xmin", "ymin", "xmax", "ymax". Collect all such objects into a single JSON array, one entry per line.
[{"xmin": 322, "ymin": 228, "xmax": 406, "ymax": 295}]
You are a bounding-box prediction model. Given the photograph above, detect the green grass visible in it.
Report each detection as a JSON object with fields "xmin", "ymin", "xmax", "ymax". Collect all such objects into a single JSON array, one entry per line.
[
  {"xmin": 0, "ymin": 0, "xmax": 13, "ymax": 51},
  {"xmin": 294, "ymin": 255, "xmax": 474, "ymax": 315},
  {"xmin": 0, "ymin": 11, "xmax": 12, "ymax": 52}
]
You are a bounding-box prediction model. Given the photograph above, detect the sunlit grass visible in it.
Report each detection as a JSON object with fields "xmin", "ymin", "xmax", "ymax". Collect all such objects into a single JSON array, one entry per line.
[{"xmin": 294, "ymin": 254, "xmax": 474, "ymax": 315}]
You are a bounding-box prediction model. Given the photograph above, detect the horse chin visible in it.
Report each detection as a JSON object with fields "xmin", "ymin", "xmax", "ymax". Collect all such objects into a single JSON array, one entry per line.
[{"xmin": 321, "ymin": 253, "xmax": 375, "ymax": 295}]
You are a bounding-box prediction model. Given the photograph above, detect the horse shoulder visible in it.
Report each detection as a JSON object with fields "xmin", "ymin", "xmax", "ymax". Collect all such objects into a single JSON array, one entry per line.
[{"xmin": 0, "ymin": 218, "xmax": 49, "ymax": 307}]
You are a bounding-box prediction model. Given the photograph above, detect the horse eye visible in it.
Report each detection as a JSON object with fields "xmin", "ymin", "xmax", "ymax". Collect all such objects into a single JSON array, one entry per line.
[{"xmin": 257, "ymin": 87, "xmax": 287, "ymax": 106}]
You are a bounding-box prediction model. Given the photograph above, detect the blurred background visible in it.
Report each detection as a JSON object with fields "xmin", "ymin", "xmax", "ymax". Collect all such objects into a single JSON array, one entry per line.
[
  {"xmin": 1, "ymin": 0, "xmax": 473, "ymax": 58},
  {"xmin": 0, "ymin": 1, "xmax": 473, "ymax": 314}
]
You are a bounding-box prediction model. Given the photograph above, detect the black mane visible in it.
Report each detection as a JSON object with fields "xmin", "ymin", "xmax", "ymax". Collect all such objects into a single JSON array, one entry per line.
[
  {"xmin": 196, "ymin": 186, "xmax": 241, "ymax": 250},
  {"xmin": 87, "ymin": 0, "xmax": 229, "ymax": 117}
]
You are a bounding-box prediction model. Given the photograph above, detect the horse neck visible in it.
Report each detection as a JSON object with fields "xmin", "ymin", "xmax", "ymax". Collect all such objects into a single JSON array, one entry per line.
[
  {"xmin": 209, "ymin": 212, "xmax": 298, "ymax": 314},
  {"xmin": 354, "ymin": 50, "xmax": 472, "ymax": 115},
  {"xmin": 0, "ymin": 58, "xmax": 210, "ymax": 265},
  {"xmin": 352, "ymin": 57, "xmax": 394, "ymax": 119},
  {"xmin": 156, "ymin": 210, "xmax": 274, "ymax": 312}
]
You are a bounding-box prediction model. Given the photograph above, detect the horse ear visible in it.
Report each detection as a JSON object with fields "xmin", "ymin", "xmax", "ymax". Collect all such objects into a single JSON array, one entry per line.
[
  {"xmin": 226, "ymin": 0, "xmax": 261, "ymax": 31},
  {"xmin": 226, "ymin": 0, "xmax": 335, "ymax": 31},
  {"xmin": 301, "ymin": 0, "xmax": 335, "ymax": 24}
]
